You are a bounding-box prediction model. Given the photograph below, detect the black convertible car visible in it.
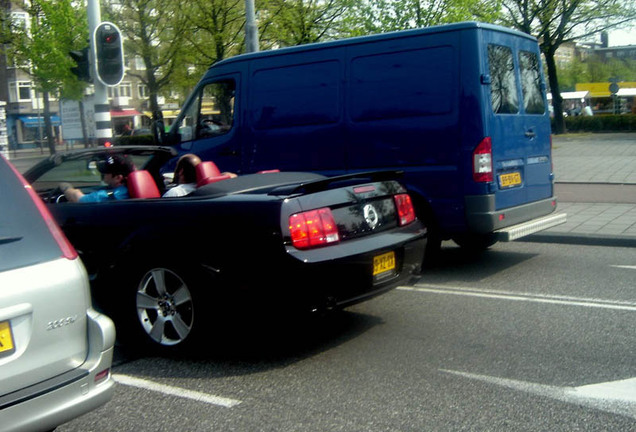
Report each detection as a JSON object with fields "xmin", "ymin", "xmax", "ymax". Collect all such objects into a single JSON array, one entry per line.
[{"xmin": 24, "ymin": 146, "xmax": 426, "ymax": 353}]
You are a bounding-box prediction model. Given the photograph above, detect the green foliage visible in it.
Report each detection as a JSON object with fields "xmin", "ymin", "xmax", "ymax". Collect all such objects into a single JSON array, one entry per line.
[
  {"xmin": 260, "ymin": 0, "xmax": 355, "ymax": 46},
  {"xmin": 341, "ymin": 0, "xmax": 500, "ymax": 37},
  {"xmin": 114, "ymin": 135, "xmax": 155, "ymax": 146},
  {"xmin": 3, "ymin": 0, "xmax": 88, "ymax": 99},
  {"xmin": 555, "ymin": 114, "xmax": 636, "ymax": 132}
]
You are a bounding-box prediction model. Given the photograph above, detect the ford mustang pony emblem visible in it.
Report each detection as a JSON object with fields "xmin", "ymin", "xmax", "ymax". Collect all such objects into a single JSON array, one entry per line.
[{"xmin": 363, "ymin": 204, "xmax": 379, "ymax": 229}]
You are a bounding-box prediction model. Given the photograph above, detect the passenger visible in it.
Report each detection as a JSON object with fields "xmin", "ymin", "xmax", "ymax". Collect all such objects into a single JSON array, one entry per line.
[
  {"xmin": 62, "ymin": 154, "xmax": 134, "ymax": 203},
  {"xmin": 162, "ymin": 154, "xmax": 202, "ymax": 197}
]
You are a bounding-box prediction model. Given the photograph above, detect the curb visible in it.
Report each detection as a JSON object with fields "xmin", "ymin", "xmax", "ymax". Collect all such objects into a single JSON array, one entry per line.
[{"xmin": 520, "ymin": 231, "xmax": 636, "ymax": 248}]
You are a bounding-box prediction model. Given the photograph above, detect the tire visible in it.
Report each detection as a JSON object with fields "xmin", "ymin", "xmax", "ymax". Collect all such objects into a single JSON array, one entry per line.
[
  {"xmin": 452, "ymin": 233, "xmax": 498, "ymax": 251},
  {"xmin": 117, "ymin": 262, "xmax": 206, "ymax": 354}
]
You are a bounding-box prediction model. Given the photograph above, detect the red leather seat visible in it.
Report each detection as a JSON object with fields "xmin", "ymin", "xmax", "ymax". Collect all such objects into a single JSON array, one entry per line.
[
  {"xmin": 196, "ymin": 161, "xmax": 231, "ymax": 187},
  {"xmin": 127, "ymin": 170, "xmax": 160, "ymax": 198}
]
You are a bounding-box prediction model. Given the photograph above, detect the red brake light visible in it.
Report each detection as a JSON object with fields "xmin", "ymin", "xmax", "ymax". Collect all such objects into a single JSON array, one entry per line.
[
  {"xmin": 473, "ymin": 137, "xmax": 493, "ymax": 183},
  {"xmin": 289, "ymin": 207, "xmax": 340, "ymax": 249},
  {"xmin": 5, "ymin": 159, "xmax": 78, "ymax": 260},
  {"xmin": 394, "ymin": 194, "xmax": 416, "ymax": 226}
]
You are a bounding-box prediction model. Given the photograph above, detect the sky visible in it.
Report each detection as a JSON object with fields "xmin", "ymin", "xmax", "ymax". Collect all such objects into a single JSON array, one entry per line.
[{"xmin": 608, "ymin": 27, "xmax": 636, "ymax": 46}]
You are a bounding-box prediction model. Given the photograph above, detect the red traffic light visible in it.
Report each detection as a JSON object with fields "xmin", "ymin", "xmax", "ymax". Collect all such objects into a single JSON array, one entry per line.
[{"xmin": 94, "ymin": 22, "xmax": 124, "ymax": 86}]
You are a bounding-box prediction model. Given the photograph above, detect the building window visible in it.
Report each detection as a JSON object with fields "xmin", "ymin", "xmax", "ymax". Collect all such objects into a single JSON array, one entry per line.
[
  {"xmin": 9, "ymin": 81, "xmax": 32, "ymax": 102},
  {"xmin": 108, "ymin": 82, "xmax": 132, "ymax": 98},
  {"xmin": 138, "ymin": 84, "xmax": 149, "ymax": 99},
  {"xmin": 134, "ymin": 56, "xmax": 146, "ymax": 70}
]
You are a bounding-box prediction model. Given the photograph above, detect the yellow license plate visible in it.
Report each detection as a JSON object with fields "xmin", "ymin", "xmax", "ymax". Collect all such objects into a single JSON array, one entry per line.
[
  {"xmin": 499, "ymin": 172, "xmax": 522, "ymax": 188},
  {"xmin": 373, "ymin": 251, "xmax": 396, "ymax": 276},
  {"xmin": 0, "ymin": 321, "xmax": 15, "ymax": 355}
]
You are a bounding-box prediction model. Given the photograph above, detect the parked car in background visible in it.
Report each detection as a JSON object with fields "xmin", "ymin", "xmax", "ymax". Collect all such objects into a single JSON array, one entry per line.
[
  {"xmin": 131, "ymin": 128, "xmax": 151, "ymax": 136},
  {"xmin": 23, "ymin": 146, "xmax": 426, "ymax": 355},
  {"xmin": 0, "ymin": 155, "xmax": 116, "ymax": 432}
]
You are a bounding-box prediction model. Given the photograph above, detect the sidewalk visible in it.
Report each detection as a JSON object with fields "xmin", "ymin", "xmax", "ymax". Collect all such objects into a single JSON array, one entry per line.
[{"xmin": 528, "ymin": 132, "xmax": 636, "ymax": 247}]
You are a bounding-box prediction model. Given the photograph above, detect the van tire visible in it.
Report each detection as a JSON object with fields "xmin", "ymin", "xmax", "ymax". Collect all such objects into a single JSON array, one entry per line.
[
  {"xmin": 413, "ymin": 197, "xmax": 441, "ymax": 267},
  {"xmin": 452, "ymin": 233, "xmax": 497, "ymax": 251}
]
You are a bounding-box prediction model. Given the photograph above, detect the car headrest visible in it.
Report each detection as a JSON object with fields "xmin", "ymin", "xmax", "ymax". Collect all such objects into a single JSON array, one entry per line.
[
  {"xmin": 128, "ymin": 170, "xmax": 160, "ymax": 198},
  {"xmin": 196, "ymin": 161, "xmax": 231, "ymax": 187}
]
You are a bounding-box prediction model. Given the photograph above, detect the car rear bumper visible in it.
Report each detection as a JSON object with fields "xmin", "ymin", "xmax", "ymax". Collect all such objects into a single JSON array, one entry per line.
[
  {"xmin": 0, "ymin": 310, "xmax": 116, "ymax": 432},
  {"xmin": 276, "ymin": 223, "xmax": 427, "ymax": 312}
]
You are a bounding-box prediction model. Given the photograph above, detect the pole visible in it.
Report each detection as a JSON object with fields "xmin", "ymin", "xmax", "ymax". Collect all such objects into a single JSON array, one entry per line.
[
  {"xmin": 87, "ymin": 0, "xmax": 112, "ymax": 146},
  {"xmin": 245, "ymin": 0, "xmax": 259, "ymax": 53}
]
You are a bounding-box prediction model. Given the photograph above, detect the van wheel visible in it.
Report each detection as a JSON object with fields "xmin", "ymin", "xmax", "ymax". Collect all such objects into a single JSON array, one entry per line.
[{"xmin": 452, "ymin": 233, "xmax": 497, "ymax": 251}]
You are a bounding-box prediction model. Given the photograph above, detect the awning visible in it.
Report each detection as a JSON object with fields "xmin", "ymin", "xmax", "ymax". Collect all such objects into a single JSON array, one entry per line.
[
  {"xmin": 617, "ymin": 88, "xmax": 636, "ymax": 97},
  {"xmin": 110, "ymin": 109, "xmax": 143, "ymax": 117},
  {"xmin": 547, "ymin": 91, "xmax": 589, "ymax": 101},
  {"xmin": 19, "ymin": 115, "xmax": 61, "ymax": 128},
  {"xmin": 143, "ymin": 110, "xmax": 180, "ymax": 119}
]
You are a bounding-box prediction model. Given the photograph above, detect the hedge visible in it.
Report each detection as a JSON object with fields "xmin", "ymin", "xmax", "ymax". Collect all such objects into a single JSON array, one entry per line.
[
  {"xmin": 553, "ymin": 114, "xmax": 636, "ymax": 132},
  {"xmin": 113, "ymin": 134, "xmax": 155, "ymax": 146}
]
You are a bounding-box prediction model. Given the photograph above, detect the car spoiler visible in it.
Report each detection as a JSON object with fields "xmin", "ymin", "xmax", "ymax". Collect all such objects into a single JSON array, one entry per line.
[{"xmin": 271, "ymin": 170, "xmax": 405, "ymax": 196}]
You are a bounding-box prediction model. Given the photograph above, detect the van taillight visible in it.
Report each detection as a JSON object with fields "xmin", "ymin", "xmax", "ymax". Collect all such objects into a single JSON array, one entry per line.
[
  {"xmin": 473, "ymin": 137, "xmax": 493, "ymax": 183},
  {"xmin": 289, "ymin": 207, "xmax": 340, "ymax": 249},
  {"xmin": 6, "ymin": 159, "xmax": 78, "ymax": 260},
  {"xmin": 394, "ymin": 194, "xmax": 416, "ymax": 226}
]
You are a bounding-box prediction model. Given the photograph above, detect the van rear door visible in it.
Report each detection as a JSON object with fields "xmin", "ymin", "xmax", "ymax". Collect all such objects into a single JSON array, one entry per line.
[{"xmin": 482, "ymin": 30, "xmax": 553, "ymax": 211}]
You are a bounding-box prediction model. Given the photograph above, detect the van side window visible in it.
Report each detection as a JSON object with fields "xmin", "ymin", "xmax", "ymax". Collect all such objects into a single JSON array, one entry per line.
[
  {"xmin": 519, "ymin": 51, "xmax": 546, "ymax": 114},
  {"xmin": 488, "ymin": 44, "xmax": 519, "ymax": 114},
  {"xmin": 178, "ymin": 80, "xmax": 235, "ymax": 142}
]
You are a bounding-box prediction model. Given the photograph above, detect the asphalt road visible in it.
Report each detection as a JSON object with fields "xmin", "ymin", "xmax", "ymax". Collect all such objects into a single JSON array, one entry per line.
[{"xmin": 57, "ymin": 241, "xmax": 636, "ymax": 432}]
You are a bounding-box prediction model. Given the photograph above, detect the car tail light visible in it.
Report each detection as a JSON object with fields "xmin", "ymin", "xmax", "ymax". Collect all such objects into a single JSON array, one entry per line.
[
  {"xmin": 289, "ymin": 207, "xmax": 340, "ymax": 249},
  {"xmin": 473, "ymin": 137, "xmax": 493, "ymax": 183},
  {"xmin": 6, "ymin": 160, "xmax": 78, "ymax": 260},
  {"xmin": 394, "ymin": 194, "xmax": 416, "ymax": 226}
]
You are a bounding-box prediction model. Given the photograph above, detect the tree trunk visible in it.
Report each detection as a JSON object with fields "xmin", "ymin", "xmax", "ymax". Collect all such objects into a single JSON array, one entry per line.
[
  {"xmin": 543, "ymin": 50, "xmax": 565, "ymax": 135},
  {"xmin": 42, "ymin": 91, "xmax": 56, "ymax": 155}
]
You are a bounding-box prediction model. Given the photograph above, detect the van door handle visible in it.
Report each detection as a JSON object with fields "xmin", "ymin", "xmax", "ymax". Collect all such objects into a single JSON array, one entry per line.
[{"xmin": 525, "ymin": 130, "xmax": 536, "ymax": 138}]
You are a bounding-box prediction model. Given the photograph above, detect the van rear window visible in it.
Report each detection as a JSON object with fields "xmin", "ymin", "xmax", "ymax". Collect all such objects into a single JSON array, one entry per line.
[
  {"xmin": 488, "ymin": 44, "xmax": 519, "ymax": 114},
  {"xmin": 519, "ymin": 51, "xmax": 546, "ymax": 114}
]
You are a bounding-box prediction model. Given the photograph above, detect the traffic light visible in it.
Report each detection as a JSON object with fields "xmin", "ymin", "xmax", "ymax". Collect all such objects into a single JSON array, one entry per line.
[
  {"xmin": 69, "ymin": 47, "xmax": 91, "ymax": 82},
  {"xmin": 94, "ymin": 22, "xmax": 124, "ymax": 86}
]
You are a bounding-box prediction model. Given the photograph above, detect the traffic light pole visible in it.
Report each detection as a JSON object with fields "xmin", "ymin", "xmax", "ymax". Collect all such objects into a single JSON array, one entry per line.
[{"xmin": 87, "ymin": 0, "xmax": 112, "ymax": 146}]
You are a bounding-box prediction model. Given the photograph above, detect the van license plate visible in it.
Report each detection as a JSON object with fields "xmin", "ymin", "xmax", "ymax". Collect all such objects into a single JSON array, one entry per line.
[
  {"xmin": 499, "ymin": 172, "xmax": 522, "ymax": 188},
  {"xmin": 373, "ymin": 251, "xmax": 396, "ymax": 277},
  {"xmin": 0, "ymin": 321, "xmax": 15, "ymax": 355}
]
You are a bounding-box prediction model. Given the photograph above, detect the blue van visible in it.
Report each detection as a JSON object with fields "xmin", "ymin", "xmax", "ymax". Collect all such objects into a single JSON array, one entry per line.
[{"xmin": 157, "ymin": 21, "xmax": 566, "ymax": 255}]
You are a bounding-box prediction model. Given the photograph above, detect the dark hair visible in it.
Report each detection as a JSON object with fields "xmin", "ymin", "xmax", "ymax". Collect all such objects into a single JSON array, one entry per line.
[
  {"xmin": 97, "ymin": 154, "xmax": 134, "ymax": 177},
  {"xmin": 175, "ymin": 154, "xmax": 201, "ymax": 184}
]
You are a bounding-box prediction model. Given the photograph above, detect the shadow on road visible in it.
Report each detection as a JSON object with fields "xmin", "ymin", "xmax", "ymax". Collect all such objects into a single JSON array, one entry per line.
[
  {"xmin": 418, "ymin": 242, "xmax": 538, "ymax": 284},
  {"xmin": 114, "ymin": 309, "xmax": 384, "ymax": 377}
]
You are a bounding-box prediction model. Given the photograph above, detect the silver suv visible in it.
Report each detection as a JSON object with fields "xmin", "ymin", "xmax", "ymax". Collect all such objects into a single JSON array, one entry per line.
[{"xmin": 0, "ymin": 155, "xmax": 116, "ymax": 431}]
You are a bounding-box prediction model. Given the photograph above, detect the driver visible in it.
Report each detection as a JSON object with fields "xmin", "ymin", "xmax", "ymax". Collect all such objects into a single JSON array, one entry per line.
[{"xmin": 62, "ymin": 154, "xmax": 134, "ymax": 203}]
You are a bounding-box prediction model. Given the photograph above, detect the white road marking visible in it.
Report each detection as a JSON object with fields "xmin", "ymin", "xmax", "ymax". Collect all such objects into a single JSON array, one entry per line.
[
  {"xmin": 398, "ymin": 284, "xmax": 636, "ymax": 311},
  {"xmin": 442, "ymin": 370, "xmax": 636, "ymax": 419},
  {"xmin": 611, "ymin": 265, "xmax": 636, "ymax": 270},
  {"xmin": 113, "ymin": 374, "xmax": 242, "ymax": 408}
]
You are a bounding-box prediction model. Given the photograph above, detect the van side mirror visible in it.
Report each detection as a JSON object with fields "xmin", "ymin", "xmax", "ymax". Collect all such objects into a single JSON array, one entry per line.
[{"xmin": 152, "ymin": 120, "xmax": 165, "ymax": 145}]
